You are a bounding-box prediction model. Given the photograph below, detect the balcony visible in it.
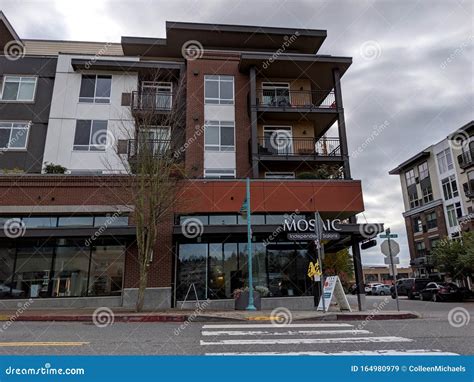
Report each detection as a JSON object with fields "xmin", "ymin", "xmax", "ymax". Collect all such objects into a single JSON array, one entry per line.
[
  {"xmin": 463, "ymin": 180, "xmax": 474, "ymax": 199},
  {"xmin": 131, "ymin": 91, "xmax": 173, "ymax": 113},
  {"xmin": 457, "ymin": 147, "xmax": 474, "ymax": 170},
  {"xmin": 256, "ymin": 136, "xmax": 341, "ymax": 162},
  {"xmin": 126, "ymin": 139, "xmax": 171, "ymax": 159},
  {"xmin": 252, "ymin": 89, "xmax": 338, "ymax": 133}
]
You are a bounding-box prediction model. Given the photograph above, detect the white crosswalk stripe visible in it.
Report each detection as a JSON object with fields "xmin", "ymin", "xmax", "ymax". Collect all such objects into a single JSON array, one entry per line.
[{"xmin": 201, "ymin": 322, "xmax": 458, "ymax": 356}]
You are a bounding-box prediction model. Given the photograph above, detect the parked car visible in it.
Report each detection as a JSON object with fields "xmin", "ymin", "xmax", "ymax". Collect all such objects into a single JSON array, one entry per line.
[
  {"xmin": 390, "ymin": 278, "xmax": 430, "ymax": 299},
  {"xmin": 372, "ymin": 284, "xmax": 391, "ymax": 296},
  {"xmin": 419, "ymin": 282, "xmax": 463, "ymax": 302},
  {"xmin": 365, "ymin": 283, "xmax": 384, "ymax": 295},
  {"xmin": 0, "ymin": 284, "xmax": 24, "ymax": 298}
]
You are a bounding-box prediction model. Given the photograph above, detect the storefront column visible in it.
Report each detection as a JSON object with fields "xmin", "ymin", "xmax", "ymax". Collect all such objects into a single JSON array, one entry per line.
[{"xmin": 351, "ymin": 236, "xmax": 366, "ymax": 311}]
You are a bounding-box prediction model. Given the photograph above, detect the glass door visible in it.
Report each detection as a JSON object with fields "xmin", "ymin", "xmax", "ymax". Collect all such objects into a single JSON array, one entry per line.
[
  {"xmin": 263, "ymin": 126, "xmax": 293, "ymax": 155},
  {"xmin": 141, "ymin": 82, "xmax": 172, "ymax": 110},
  {"xmin": 262, "ymin": 83, "xmax": 290, "ymax": 106}
]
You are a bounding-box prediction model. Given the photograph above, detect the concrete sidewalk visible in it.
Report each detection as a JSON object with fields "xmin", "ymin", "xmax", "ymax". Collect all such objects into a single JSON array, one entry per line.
[{"xmin": 0, "ymin": 307, "xmax": 421, "ymax": 323}]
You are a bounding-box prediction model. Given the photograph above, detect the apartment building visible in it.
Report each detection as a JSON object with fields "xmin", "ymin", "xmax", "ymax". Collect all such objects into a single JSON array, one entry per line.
[
  {"xmin": 390, "ymin": 121, "xmax": 473, "ymax": 278},
  {"xmin": 0, "ymin": 13, "xmax": 383, "ymax": 309}
]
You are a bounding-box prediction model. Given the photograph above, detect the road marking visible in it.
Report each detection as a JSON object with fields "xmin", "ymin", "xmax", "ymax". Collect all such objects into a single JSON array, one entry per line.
[
  {"xmin": 202, "ymin": 329, "xmax": 370, "ymax": 336},
  {"xmin": 202, "ymin": 323, "xmax": 353, "ymax": 329},
  {"xmin": 206, "ymin": 349, "xmax": 459, "ymax": 356},
  {"xmin": 0, "ymin": 342, "xmax": 89, "ymax": 347},
  {"xmin": 200, "ymin": 336, "xmax": 413, "ymax": 346}
]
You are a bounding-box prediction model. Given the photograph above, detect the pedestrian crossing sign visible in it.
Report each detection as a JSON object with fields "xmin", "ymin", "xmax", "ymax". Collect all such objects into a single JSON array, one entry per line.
[{"xmin": 307, "ymin": 261, "xmax": 321, "ymax": 279}]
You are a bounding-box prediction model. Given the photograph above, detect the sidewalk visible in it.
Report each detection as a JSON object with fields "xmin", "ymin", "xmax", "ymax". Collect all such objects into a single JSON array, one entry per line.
[{"xmin": 0, "ymin": 307, "xmax": 421, "ymax": 323}]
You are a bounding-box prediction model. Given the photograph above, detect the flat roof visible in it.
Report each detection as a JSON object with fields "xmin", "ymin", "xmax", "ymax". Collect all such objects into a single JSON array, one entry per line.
[
  {"xmin": 122, "ymin": 20, "xmax": 327, "ymax": 57},
  {"xmin": 389, "ymin": 151, "xmax": 430, "ymax": 175}
]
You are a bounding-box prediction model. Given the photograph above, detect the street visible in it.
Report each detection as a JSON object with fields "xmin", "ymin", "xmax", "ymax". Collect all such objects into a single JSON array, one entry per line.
[{"xmin": 0, "ymin": 297, "xmax": 472, "ymax": 355}]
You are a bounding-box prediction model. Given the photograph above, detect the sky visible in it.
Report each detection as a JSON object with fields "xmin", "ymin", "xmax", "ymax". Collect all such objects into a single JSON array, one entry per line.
[{"xmin": 2, "ymin": 0, "xmax": 473, "ymax": 266}]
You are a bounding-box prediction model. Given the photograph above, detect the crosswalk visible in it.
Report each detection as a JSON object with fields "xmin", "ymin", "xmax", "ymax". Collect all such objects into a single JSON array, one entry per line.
[{"xmin": 200, "ymin": 322, "xmax": 458, "ymax": 356}]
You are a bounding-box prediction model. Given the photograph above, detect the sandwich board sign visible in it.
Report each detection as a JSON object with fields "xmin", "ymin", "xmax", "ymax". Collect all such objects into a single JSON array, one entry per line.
[{"xmin": 317, "ymin": 275, "xmax": 352, "ymax": 312}]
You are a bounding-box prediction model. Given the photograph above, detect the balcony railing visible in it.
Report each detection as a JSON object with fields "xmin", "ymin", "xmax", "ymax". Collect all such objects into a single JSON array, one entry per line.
[
  {"xmin": 257, "ymin": 136, "xmax": 341, "ymax": 157},
  {"xmin": 132, "ymin": 91, "xmax": 173, "ymax": 112},
  {"xmin": 127, "ymin": 139, "xmax": 171, "ymax": 159},
  {"xmin": 463, "ymin": 180, "xmax": 474, "ymax": 199},
  {"xmin": 457, "ymin": 147, "xmax": 474, "ymax": 169},
  {"xmin": 256, "ymin": 89, "xmax": 336, "ymax": 109}
]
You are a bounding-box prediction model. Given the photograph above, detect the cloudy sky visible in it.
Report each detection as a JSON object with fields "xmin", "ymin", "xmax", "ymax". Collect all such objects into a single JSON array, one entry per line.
[{"xmin": 2, "ymin": 0, "xmax": 473, "ymax": 266}]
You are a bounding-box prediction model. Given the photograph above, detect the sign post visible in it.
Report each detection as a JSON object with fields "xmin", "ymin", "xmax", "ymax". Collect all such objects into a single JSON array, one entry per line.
[
  {"xmin": 380, "ymin": 228, "xmax": 400, "ymax": 312},
  {"xmin": 314, "ymin": 212, "xmax": 325, "ymax": 312}
]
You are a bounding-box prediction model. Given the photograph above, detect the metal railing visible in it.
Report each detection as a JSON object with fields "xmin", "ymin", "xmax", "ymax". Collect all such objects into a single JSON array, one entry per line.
[
  {"xmin": 463, "ymin": 180, "xmax": 474, "ymax": 199},
  {"xmin": 127, "ymin": 139, "xmax": 171, "ymax": 158},
  {"xmin": 132, "ymin": 91, "xmax": 173, "ymax": 111},
  {"xmin": 256, "ymin": 89, "xmax": 336, "ymax": 109},
  {"xmin": 458, "ymin": 147, "xmax": 474, "ymax": 169},
  {"xmin": 257, "ymin": 136, "xmax": 341, "ymax": 157}
]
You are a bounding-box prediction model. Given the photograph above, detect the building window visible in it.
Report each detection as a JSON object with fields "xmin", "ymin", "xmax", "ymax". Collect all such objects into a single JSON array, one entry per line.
[
  {"xmin": 415, "ymin": 241, "xmax": 426, "ymax": 256},
  {"xmin": 73, "ymin": 120, "xmax": 108, "ymax": 151},
  {"xmin": 79, "ymin": 75, "xmax": 112, "ymax": 103},
  {"xmin": 204, "ymin": 120, "xmax": 235, "ymax": 151},
  {"xmin": 418, "ymin": 162, "xmax": 429, "ymax": 180},
  {"xmin": 0, "ymin": 76, "xmax": 37, "ymax": 101},
  {"xmin": 204, "ymin": 75, "xmax": 234, "ymax": 104},
  {"xmin": 437, "ymin": 148, "xmax": 453, "ymax": 173},
  {"xmin": 409, "ymin": 192, "xmax": 419, "ymax": 209},
  {"xmin": 429, "ymin": 237, "xmax": 439, "ymax": 250},
  {"xmin": 204, "ymin": 169, "xmax": 236, "ymax": 179},
  {"xmin": 413, "ymin": 217, "xmax": 423, "ymax": 233},
  {"xmin": 442, "ymin": 175, "xmax": 459, "ymax": 200},
  {"xmin": 425, "ymin": 211, "xmax": 437, "ymax": 230},
  {"xmin": 422, "ymin": 185, "xmax": 433, "ymax": 203},
  {"xmin": 0, "ymin": 121, "xmax": 30, "ymax": 149},
  {"xmin": 405, "ymin": 168, "xmax": 416, "ymax": 186},
  {"xmin": 265, "ymin": 172, "xmax": 295, "ymax": 179},
  {"xmin": 446, "ymin": 202, "xmax": 463, "ymax": 228}
]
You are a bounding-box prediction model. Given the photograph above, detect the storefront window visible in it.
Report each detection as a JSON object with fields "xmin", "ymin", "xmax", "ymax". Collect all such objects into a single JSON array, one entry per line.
[
  {"xmin": 209, "ymin": 215, "xmax": 237, "ymax": 225},
  {"xmin": 52, "ymin": 244, "xmax": 89, "ymax": 297},
  {"xmin": 89, "ymin": 242, "xmax": 125, "ymax": 296},
  {"xmin": 176, "ymin": 244, "xmax": 207, "ymax": 300},
  {"xmin": 0, "ymin": 244, "xmax": 17, "ymax": 298},
  {"xmin": 58, "ymin": 217, "xmax": 94, "ymax": 227}
]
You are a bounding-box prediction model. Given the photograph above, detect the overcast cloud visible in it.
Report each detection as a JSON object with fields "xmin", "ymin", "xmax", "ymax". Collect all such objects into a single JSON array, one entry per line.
[{"xmin": 2, "ymin": 0, "xmax": 473, "ymax": 266}]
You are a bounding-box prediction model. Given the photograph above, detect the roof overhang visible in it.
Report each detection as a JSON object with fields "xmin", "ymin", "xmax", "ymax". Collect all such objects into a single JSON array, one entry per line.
[
  {"xmin": 239, "ymin": 53, "xmax": 352, "ymax": 86},
  {"xmin": 448, "ymin": 120, "xmax": 474, "ymax": 140},
  {"xmin": 0, "ymin": 11, "xmax": 23, "ymax": 53},
  {"xmin": 71, "ymin": 58, "xmax": 184, "ymax": 72},
  {"xmin": 122, "ymin": 21, "xmax": 327, "ymax": 57},
  {"xmin": 0, "ymin": 226, "xmax": 137, "ymax": 239},
  {"xmin": 389, "ymin": 151, "xmax": 430, "ymax": 175}
]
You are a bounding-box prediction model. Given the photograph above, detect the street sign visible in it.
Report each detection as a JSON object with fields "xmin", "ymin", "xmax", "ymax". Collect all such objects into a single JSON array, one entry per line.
[
  {"xmin": 384, "ymin": 256, "xmax": 400, "ymax": 265},
  {"xmin": 380, "ymin": 233, "xmax": 398, "ymax": 238},
  {"xmin": 317, "ymin": 276, "xmax": 351, "ymax": 312},
  {"xmin": 381, "ymin": 240, "xmax": 400, "ymax": 257},
  {"xmin": 361, "ymin": 239, "xmax": 377, "ymax": 250},
  {"xmin": 307, "ymin": 261, "xmax": 321, "ymax": 279}
]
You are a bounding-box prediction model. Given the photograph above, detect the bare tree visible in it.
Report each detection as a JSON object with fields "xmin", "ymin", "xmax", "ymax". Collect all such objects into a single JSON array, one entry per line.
[{"xmin": 110, "ymin": 69, "xmax": 187, "ymax": 312}]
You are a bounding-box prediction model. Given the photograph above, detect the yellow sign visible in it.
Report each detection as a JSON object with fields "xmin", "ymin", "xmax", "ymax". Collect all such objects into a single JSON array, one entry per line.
[{"xmin": 307, "ymin": 261, "xmax": 321, "ymax": 279}]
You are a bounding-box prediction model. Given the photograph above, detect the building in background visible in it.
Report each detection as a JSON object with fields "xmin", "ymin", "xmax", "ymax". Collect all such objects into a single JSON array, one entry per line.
[
  {"xmin": 362, "ymin": 265, "xmax": 413, "ymax": 285},
  {"xmin": 390, "ymin": 121, "xmax": 473, "ymax": 278},
  {"xmin": 0, "ymin": 13, "xmax": 383, "ymax": 310}
]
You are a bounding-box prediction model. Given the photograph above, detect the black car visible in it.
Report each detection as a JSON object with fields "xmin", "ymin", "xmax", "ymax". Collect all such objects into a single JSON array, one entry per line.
[
  {"xmin": 390, "ymin": 278, "xmax": 430, "ymax": 299},
  {"xmin": 419, "ymin": 282, "xmax": 463, "ymax": 302}
]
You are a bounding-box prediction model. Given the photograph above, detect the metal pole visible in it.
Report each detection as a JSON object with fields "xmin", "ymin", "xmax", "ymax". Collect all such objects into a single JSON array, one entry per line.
[
  {"xmin": 387, "ymin": 228, "xmax": 400, "ymax": 312},
  {"xmin": 246, "ymin": 177, "xmax": 256, "ymax": 311},
  {"xmin": 315, "ymin": 212, "xmax": 325, "ymax": 312}
]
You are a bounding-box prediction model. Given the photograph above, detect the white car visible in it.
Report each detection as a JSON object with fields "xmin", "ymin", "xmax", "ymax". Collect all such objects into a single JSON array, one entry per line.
[
  {"xmin": 372, "ymin": 284, "xmax": 391, "ymax": 296},
  {"xmin": 365, "ymin": 283, "xmax": 384, "ymax": 295}
]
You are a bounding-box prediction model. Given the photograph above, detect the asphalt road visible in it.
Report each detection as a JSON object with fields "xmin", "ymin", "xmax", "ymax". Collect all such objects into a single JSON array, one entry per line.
[{"xmin": 0, "ymin": 297, "xmax": 472, "ymax": 355}]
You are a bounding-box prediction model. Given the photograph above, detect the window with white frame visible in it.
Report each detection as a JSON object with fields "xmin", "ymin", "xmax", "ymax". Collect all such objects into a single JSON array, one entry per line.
[
  {"xmin": 79, "ymin": 75, "xmax": 112, "ymax": 103},
  {"xmin": 441, "ymin": 175, "xmax": 459, "ymax": 200},
  {"xmin": 418, "ymin": 162, "xmax": 429, "ymax": 180},
  {"xmin": 0, "ymin": 122, "xmax": 30, "ymax": 149},
  {"xmin": 413, "ymin": 216, "xmax": 423, "ymax": 233},
  {"xmin": 265, "ymin": 172, "xmax": 295, "ymax": 179},
  {"xmin": 405, "ymin": 168, "xmax": 416, "ymax": 186},
  {"xmin": 446, "ymin": 202, "xmax": 462, "ymax": 228},
  {"xmin": 0, "ymin": 76, "xmax": 37, "ymax": 101},
  {"xmin": 73, "ymin": 120, "xmax": 108, "ymax": 151},
  {"xmin": 409, "ymin": 192, "xmax": 419, "ymax": 209},
  {"xmin": 422, "ymin": 185, "xmax": 433, "ymax": 203},
  {"xmin": 437, "ymin": 148, "xmax": 454, "ymax": 174},
  {"xmin": 204, "ymin": 169, "xmax": 236, "ymax": 179},
  {"xmin": 204, "ymin": 75, "xmax": 234, "ymax": 104},
  {"xmin": 204, "ymin": 121, "xmax": 235, "ymax": 151},
  {"xmin": 138, "ymin": 126, "xmax": 170, "ymax": 154}
]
